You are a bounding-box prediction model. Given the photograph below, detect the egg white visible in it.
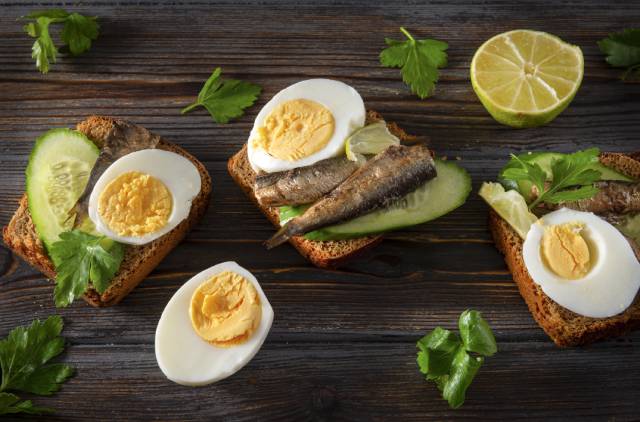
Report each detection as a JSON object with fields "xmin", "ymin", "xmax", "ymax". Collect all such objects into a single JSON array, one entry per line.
[
  {"xmin": 247, "ymin": 79, "xmax": 366, "ymax": 173},
  {"xmin": 523, "ymin": 208, "xmax": 640, "ymax": 318},
  {"xmin": 88, "ymin": 149, "xmax": 201, "ymax": 245},
  {"xmin": 155, "ymin": 261, "xmax": 274, "ymax": 387}
]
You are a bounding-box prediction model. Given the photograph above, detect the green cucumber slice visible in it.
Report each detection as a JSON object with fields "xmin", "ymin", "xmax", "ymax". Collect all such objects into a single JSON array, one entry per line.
[
  {"xmin": 26, "ymin": 129, "xmax": 99, "ymax": 250},
  {"xmin": 279, "ymin": 159, "xmax": 471, "ymax": 240},
  {"xmin": 499, "ymin": 151, "xmax": 633, "ymax": 201}
]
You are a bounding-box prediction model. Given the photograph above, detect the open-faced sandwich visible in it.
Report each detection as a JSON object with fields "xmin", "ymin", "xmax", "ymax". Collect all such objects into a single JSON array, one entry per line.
[
  {"xmin": 228, "ymin": 79, "xmax": 472, "ymax": 267},
  {"xmin": 3, "ymin": 116, "xmax": 212, "ymax": 307},
  {"xmin": 480, "ymin": 148, "xmax": 640, "ymax": 346}
]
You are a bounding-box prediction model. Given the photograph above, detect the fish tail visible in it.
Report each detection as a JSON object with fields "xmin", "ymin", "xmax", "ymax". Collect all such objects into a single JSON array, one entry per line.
[{"xmin": 264, "ymin": 224, "xmax": 295, "ymax": 249}]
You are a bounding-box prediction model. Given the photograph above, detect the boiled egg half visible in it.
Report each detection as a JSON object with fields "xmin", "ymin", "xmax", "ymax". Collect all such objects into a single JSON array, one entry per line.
[
  {"xmin": 523, "ymin": 208, "xmax": 640, "ymax": 318},
  {"xmin": 155, "ymin": 262, "xmax": 274, "ymax": 386},
  {"xmin": 247, "ymin": 79, "xmax": 366, "ymax": 173},
  {"xmin": 88, "ymin": 149, "xmax": 201, "ymax": 245}
]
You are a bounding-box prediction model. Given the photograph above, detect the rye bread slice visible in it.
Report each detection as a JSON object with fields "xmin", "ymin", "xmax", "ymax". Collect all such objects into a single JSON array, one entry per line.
[
  {"xmin": 227, "ymin": 111, "xmax": 418, "ymax": 268},
  {"xmin": 488, "ymin": 152, "xmax": 640, "ymax": 346},
  {"xmin": 2, "ymin": 116, "xmax": 212, "ymax": 307}
]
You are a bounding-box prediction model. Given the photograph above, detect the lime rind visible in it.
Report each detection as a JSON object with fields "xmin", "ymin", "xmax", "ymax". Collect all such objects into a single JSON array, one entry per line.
[
  {"xmin": 470, "ymin": 30, "xmax": 584, "ymax": 128},
  {"xmin": 345, "ymin": 121, "xmax": 400, "ymax": 162},
  {"xmin": 479, "ymin": 182, "xmax": 538, "ymax": 239}
]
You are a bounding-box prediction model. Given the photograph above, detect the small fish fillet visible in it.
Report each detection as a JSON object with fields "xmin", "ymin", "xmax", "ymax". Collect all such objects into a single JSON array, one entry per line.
[
  {"xmin": 265, "ymin": 144, "xmax": 436, "ymax": 249},
  {"xmin": 69, "ymin": 119, "xmax": 160, "ymax": 227},
  {"xmin": 254, "ymin": 156, "xmax": 360, "ymax": 207}
]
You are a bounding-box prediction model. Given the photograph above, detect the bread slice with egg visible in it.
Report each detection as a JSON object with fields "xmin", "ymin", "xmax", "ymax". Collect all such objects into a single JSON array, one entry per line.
[
  {"xmin": 2, "ymin": 116, "xmax": 212, "ymax": 307},
  {"xmin": 488, "ymin": 152, "xmax": 640, "ymax": 347},
  {"xmin": 227, "ymin": 111, "xmax": 419, "ymax": 268}
]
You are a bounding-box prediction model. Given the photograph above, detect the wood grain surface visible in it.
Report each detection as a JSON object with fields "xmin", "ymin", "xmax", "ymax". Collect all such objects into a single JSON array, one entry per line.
[{"xmin": 1, "ymin": 1, "xmax": 639, "ymax": 420}]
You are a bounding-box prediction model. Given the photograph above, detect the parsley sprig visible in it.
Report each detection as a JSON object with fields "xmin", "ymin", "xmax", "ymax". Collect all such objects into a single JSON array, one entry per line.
[
  {"xmin": 380, "ymin": 27, "xmax": 448, "ymax": 99},
  {"xmin": 49, "ymin": 230, "xmax": 124, "ymax": 308},
  {"xmin": 22, "ymin": 9, "xmax": 99, "ymax": 73},
  {"xmin": 598, "ymin": 29, "xmax": 640, "ymax": 81},
  {"xmin": 417, "ymin": 310, "xmax": 497, "ymax": 409},
  {"xmin": 0, "ymin": 316, "xmax": 74, "ymax": 415},
  {"xmin": 501, "ymin": 148, "xmax": 602, "ymax": 210},
  {"xmin": 181, "ymin": 67, "xmax": 262, "ymax": 124}
]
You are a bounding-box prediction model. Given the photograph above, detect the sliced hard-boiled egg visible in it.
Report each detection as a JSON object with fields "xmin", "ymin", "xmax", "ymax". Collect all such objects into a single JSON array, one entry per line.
[
  {"xmin": 88, "ymin": 149, "xmax": 201, "ymax": 245},
  {"xmin": 247, "ymin": 79, "xmax": 366, "ymax": 173},
  {"xmin": 523, "ymin": 208, "xmax": 640, "ymax": 318},
  {"xmin": 155, "ymin": 262, "xmax": 274, "ymax": 386}
]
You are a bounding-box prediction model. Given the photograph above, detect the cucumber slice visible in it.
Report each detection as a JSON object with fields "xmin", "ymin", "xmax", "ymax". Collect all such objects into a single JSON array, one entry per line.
[
  {"xmin": 499, "ymin": 151, "xmax": 633, "ymax": 201},
  {"xmin": 26, "ymin": 129, "xmax": 99, "ymax": 249},
  {"xmin": 279, "ymin": 160, "xmax": 471, "ymax": 240}
]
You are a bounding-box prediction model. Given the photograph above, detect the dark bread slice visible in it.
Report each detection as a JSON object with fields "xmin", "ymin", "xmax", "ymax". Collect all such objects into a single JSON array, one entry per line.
[
  {"xmin": 227, "ymin": 111, "xmax": 417, "ymax": 268},
  {"xmin": 2, "ymin": 116, "xmax": 212, "ymax": 307},
  {"xmin": 489, "ymin": 152, "xmax": 640, "ymax": 346}
]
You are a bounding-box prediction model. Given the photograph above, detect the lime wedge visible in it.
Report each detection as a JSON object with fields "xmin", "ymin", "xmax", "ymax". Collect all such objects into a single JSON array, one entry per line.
[
  {"xmin": 479, "ymin": 182, "xmax": 538, "ymax": 239},
  {"xmin": 471, "ymin": 30, "xmax": 583, "ymax": 128},
  {"xmin": 345, "ymin": 121, "xmax": 400, "ymax": 162}
]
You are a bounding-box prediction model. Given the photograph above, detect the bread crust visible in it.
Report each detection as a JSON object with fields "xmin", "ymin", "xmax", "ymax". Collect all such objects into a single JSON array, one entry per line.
[
  {"xmin": 227, "ymin": 111, "xmax": 422, "ymax": 268},
  {"xmin": 2, "ymin": 116, "xmax": 212, "ymax": 307},
  {"xmin": 488, "ymin": 152, "xmax": 640, "ymax": 346}
]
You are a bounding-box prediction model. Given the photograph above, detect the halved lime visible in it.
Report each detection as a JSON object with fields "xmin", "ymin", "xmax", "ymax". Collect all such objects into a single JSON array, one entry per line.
[
  {"xmin": 479, "ymin": 182, "xmax": 538, "ymax": 239},
  {"xmin": 471, "ymin": 30, "xmax": 583, "ymax": 128},
  {"xmin": 345, "ymin": 121, "xmax": 400, "ymax": 162}
]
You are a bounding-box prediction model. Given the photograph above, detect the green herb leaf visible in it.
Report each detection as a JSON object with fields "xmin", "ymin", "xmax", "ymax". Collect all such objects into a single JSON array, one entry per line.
[
  {"xmin": 0, "ymin": 316, "xmax": 73, "ymax": 415},
  {"xmin": 23, "ymin": 17, "xmax": 59, "ymax": 73},
  {"xmin": 598, "ymin": 29, "xmax": 640, "ymax": 80},
  {"xmin": 0, "ymin": 392, "xmax": 53, "ymax": 415},
  {"xmin": 458, "ymin": 310, "xmax": 497, "ymax": 357},
  {"xmin": 49, "ymin": 230, "xmax": 124, "ymax": 307},
  {"xmin": 22, "ymin": 9, "xmax": 99, "ymax": 73},
  {"xmin": 544, "ymin": 184, "xmax": 600, "ymax": 204},
  {"xmin": 380, "ymin": 27, "xmax": 448, "ymax": 99},
  {"xmin": 442, "ymin": 347, "xmax": 483, "ymax": 409},
  {"xmin": 416, "ymin": 310, "xmax": 497, "ymax": 409},
  {"xmin": 181, "ymin": 67, "xmax": 262, "ymax": 124},
  {"xmin": 61, "ymin": 13, "xmax": 99, "ymax": 56},
  {"xmin": 503, "ymin": 148, "xmax": 602, "ymax": 209},
  {"xmin": 416, "ymin": 327, "xmax": 461, "ymax": 376}
]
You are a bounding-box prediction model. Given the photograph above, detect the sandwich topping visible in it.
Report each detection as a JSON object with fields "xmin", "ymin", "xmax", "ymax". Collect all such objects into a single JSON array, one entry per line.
[
  {"xmin": 189, "ymin": 271, "xmax": 262, "ymax": 347},
  {"xmin": 253, "ymin": 99, "xmax": 335, "ymax": 161},
  {"xmin": 540, "ymin": 222, "xmax": 591, "ymax": 280},
  {"xmin": 481, "ymin": 148, "xmax": 640, "ymax": 318},
  {"xmin": 98, "ymin": 171, "xmax": 173, "ymax": 237},
  {"xmin": 156, "ymin": 262, "xmax": 274, "ymax": 387}
]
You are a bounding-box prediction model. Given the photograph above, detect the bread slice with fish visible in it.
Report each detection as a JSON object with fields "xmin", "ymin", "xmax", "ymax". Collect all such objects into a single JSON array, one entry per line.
[
  {"xmin": 2, "ymin": 116, "xmax": 212, "ymax": 307},
  {"xmin": 487, "ymin": 151, "xmax": 640, "ymax": 346}
]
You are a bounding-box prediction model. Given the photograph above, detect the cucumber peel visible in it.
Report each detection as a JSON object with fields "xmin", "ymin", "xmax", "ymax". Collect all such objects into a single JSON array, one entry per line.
[
  {"xmin": 279, "ymin": 160, "xmax": 471, "ymax": 240},
  {"xmin": 26, "ymin": 128, "xmax": 99, "ymax": 250}
]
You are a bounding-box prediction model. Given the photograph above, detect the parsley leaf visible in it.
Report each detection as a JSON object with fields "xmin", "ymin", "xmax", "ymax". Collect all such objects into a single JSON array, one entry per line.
[
  {"xmin": 49, "ymin": 230, "xmax": 125, "ymax": 308},
  {"xmin": 181, "ymin": 67, "xmax": 262, "ymax": 123},
  {"xmin": 0, "ymin": 316, "xmax": 73, "ymax": 415},
  {"xmin": 598, "ymin": 29, "xmax": 640, "ymax": 81},
  {"xmin": 416, "ymin": 310, "xmax": 497, "ymax": 409},
  {"xmin": 61, "ymin": 13, "xmax": 99, "ymax": 56},
  {"xmin": 502, "ymin": 148, "xmax": 602, "ymax": 209},
  {"xmin": 22, "ymin": 9, "xmax": 99, "ymax": 73},
  {"xmin": 380, "ymin": 27, "xmax": 448, "ymax": 99}
]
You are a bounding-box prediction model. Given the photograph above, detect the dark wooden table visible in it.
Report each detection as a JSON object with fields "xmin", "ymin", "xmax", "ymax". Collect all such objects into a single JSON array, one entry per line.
[{"xmin": 1, "ymin": 1, "xmax": 639, "ymax": 420}]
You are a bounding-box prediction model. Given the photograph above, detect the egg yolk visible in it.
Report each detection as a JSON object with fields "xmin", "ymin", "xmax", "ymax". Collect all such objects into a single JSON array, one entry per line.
[
  {"xmin": 189, "ymin": 271, "xmax": 262, "ymax": 348},
  {"xmin": 252, "ymin": 99, "xmax": 335, "ymax": 161},
  {"xmin": 540, "ymin": 222, "xmax": 592, "ymax": 280},
  {"xmin": 98, "ymin": 171, "xmax": 172, "ymax": 237}
]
